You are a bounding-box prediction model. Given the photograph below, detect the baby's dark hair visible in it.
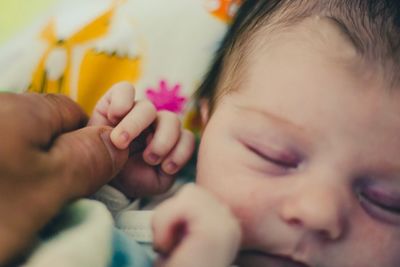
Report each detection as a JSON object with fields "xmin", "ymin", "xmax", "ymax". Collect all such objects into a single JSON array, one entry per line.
[{"xmin": 196, "ymin": 0, "xmax": 400, "ymax": 112}]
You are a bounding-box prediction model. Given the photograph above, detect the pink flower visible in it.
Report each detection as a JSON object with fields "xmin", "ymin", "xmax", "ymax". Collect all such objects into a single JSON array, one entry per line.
[{"xmin": 146, "ymin": 80, "xmax": 187, "ymax": 113}]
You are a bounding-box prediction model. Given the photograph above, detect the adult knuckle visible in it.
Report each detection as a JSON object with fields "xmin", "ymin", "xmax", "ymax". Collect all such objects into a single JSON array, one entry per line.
[{"xmin": 44, "ymin": 94, "xmax": 77, "ymax": 115}]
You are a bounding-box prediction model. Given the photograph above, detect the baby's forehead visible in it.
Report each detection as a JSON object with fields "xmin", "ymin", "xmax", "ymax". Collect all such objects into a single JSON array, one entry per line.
[
  {"xmin": 239, "ymin": 15, "xmax": 382, "ymax": 88},
  {"xmin": 253, "ymin": 16, "xmax": 360, "ymax": 65},
  {"xmin": 248, "ymin": 15, "xmax": 400, "ymax": 90}
]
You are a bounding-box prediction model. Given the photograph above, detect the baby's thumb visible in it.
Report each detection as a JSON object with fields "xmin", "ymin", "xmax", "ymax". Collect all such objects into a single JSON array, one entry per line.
[{"xmin": 49, "ymin": 126, "xmax": 129, "ymax": 200}]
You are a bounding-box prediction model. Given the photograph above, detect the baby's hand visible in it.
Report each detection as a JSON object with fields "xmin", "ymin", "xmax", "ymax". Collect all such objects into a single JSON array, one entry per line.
[
  {"xmin": 152, "ymin": 184, "xmax": 242, "ymax": 267},
  {"xmin": 89, "ymin": 82, "xmax": 195, "ymax": 198}
]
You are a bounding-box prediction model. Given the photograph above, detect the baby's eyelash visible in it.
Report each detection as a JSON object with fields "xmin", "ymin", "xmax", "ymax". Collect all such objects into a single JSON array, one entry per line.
[
  {"xmin": 357, "ymin": 185, "xmax": 400, "ymax": 225},
  {"xmin": 359, "ymin": 189, "xmax": 400, "ymax": 214},
  {"xmin": 246, "ymin": 145, "xmax": 299, "ymax": 169}
]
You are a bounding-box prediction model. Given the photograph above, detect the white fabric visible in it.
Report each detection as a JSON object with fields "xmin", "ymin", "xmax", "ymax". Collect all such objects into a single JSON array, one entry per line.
[
  {"xmin": 92, "ymin": 184, "xmax": 138, "ymax": 218},
  {"xmin": 22, "ymin": 200, "xmax": 114, "ymax": 267},
  {"xmin": 117, "ymin": 210, "xmax": 154, "ymax": 243},
  {"xmin": 93, "ymin": 185, "xmax": 154, "ymax": 242}
]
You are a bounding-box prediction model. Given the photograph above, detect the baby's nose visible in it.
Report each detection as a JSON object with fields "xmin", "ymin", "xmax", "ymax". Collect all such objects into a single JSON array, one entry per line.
[{"xmin": 279, "ymin": 182, "xmax": 346, "ymax": 240}]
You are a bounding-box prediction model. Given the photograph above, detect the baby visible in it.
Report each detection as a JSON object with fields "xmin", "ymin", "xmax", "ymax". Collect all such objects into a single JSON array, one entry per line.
[{"xmin": 91, "ymin": 0, "xmax": 400, "ymax": 266}]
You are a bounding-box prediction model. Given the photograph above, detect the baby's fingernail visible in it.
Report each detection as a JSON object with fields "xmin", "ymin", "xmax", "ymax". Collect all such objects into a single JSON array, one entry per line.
[
  {"xmin": 164, "ymin": 162, "xmax": 178, "ymax": 174},
  {"xmin": 119, "ymin": 131, "xmax": 130, "ymax": 144},
  {"xmin": 111, "ymin": 130, "xmax": 130, "ymax": 149},
  {"xmin": 148, "ymin": 153, "xmax": 160, "ymax": 164}
]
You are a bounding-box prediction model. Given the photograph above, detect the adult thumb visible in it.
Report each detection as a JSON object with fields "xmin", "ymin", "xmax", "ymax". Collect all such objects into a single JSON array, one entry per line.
[{"xmin": 48, "ymin": 126, "xmax": 129, "ymax": 200}]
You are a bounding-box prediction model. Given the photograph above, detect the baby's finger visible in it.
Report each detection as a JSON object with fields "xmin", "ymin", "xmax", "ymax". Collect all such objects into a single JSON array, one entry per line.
[
  {"xmin": 152, "ymin": 196, "xmax": 190, "ymax": 256},
  {"xmin": 88, "ymin": 95, "xmax": 111, "ymax": 126},
  {"xmin": 89, "ymin": 82, "xmax": 135, "ymax": 126},
  {"xmin": 111, "ymin": 100, "xmax": 156, "ymax": 149},
  {"xmin": 153, "ymin": 184, "xmax": 240, "ymax": 267},
  {"xmin": 143, "ymin": 111, "xmax": 181, "ymax": 165},
  {"xmin": 152, "ymin": 184, "xmax": 209, "ymax": 256},
  {"xmin": 107, "ymin": 82, "xmax": 136, "ymax": 125},
  {"xmin": 89, "ymin": 85, "xmax": 111, "ymax": 126},
  {"xmin": 161, "ymin": 129, "xmax": 195, "ymax": 175}
]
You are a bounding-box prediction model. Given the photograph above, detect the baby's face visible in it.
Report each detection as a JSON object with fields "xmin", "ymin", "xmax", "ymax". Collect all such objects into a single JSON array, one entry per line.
[{"xmin": 196, "ymin": 18, "xmax": 400, "ymax": 267}]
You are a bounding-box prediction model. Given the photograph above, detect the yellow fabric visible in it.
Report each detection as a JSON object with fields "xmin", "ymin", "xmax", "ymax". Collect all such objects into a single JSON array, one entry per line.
[
  {"xmin": 28, "ymin": 2, "xmax": 142, "ymax": 114},
  {"xmin": 77, "ymin": 52, "xmax": 141, "ymax": 113},
  {"xmin": 2, "ymin": 0, "xmax": 240, "ymax": 122},
  {"xmin": 28, "ymin": 0, "xmax": 143, "ymax": 114}
]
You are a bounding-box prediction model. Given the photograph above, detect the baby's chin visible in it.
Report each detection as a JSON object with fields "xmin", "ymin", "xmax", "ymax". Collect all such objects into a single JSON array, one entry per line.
[{"xmin": 234, "ymin": 250, "xmax": 311, "ymax": 267}]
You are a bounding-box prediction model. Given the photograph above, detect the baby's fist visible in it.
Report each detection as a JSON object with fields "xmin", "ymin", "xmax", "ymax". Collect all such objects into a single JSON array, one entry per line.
[{"xmin": 152, "ymin": 184, "xmax": 242, "ymax": 267}]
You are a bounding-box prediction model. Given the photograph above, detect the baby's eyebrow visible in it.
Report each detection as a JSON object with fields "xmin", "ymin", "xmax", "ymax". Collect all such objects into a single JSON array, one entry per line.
[
  {"xmin": 236, "ymin": 105, "xmax": 305, "ymax": 132},
  {"xmin": 235, "ymin": 105, "xmax": 314, "ymax": 151}
]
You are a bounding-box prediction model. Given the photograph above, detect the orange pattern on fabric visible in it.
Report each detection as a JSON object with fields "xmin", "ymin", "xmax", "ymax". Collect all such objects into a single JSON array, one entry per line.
[{"xmin": 207, "ymin": 0, "xmax": 242, "ymax": 23}]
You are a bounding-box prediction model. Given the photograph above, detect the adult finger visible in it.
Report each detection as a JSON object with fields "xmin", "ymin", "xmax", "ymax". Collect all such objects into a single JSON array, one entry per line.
[
  {"xmin": 47, "ymin": 126, "xmax": 129, "ymax": 200},
  {"xmin": 21, "ymin": 93, "xmax": 88, "ymax": 149}
]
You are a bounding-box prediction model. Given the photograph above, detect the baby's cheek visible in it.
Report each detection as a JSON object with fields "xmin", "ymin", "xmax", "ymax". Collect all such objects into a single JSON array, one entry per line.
[
  {"xmin": 219, "ymin": 196, "xmax": 262, "ymax": 247},
  {"xmin": 336, "ymin": 218, "xmax": 400, "ymax": 267},
  {"xmin": 360, "ymin": 232, "xmax": 400, "ymax": 266},
  {"xmin": 234, "ymin": 208, "xmax": 257, "ymax": 246}
]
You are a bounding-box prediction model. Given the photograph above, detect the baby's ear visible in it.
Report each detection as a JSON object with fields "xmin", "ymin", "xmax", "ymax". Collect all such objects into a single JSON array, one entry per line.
[{"xmin": 199, "ymin": 98, "xmax": 210, "ymax": 126}]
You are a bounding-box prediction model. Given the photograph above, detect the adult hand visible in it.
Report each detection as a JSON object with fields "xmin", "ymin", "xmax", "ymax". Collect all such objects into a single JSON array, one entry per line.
[{"xmin": 0, "ymin": 93, "xmax": 128, "ymax": 265}]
